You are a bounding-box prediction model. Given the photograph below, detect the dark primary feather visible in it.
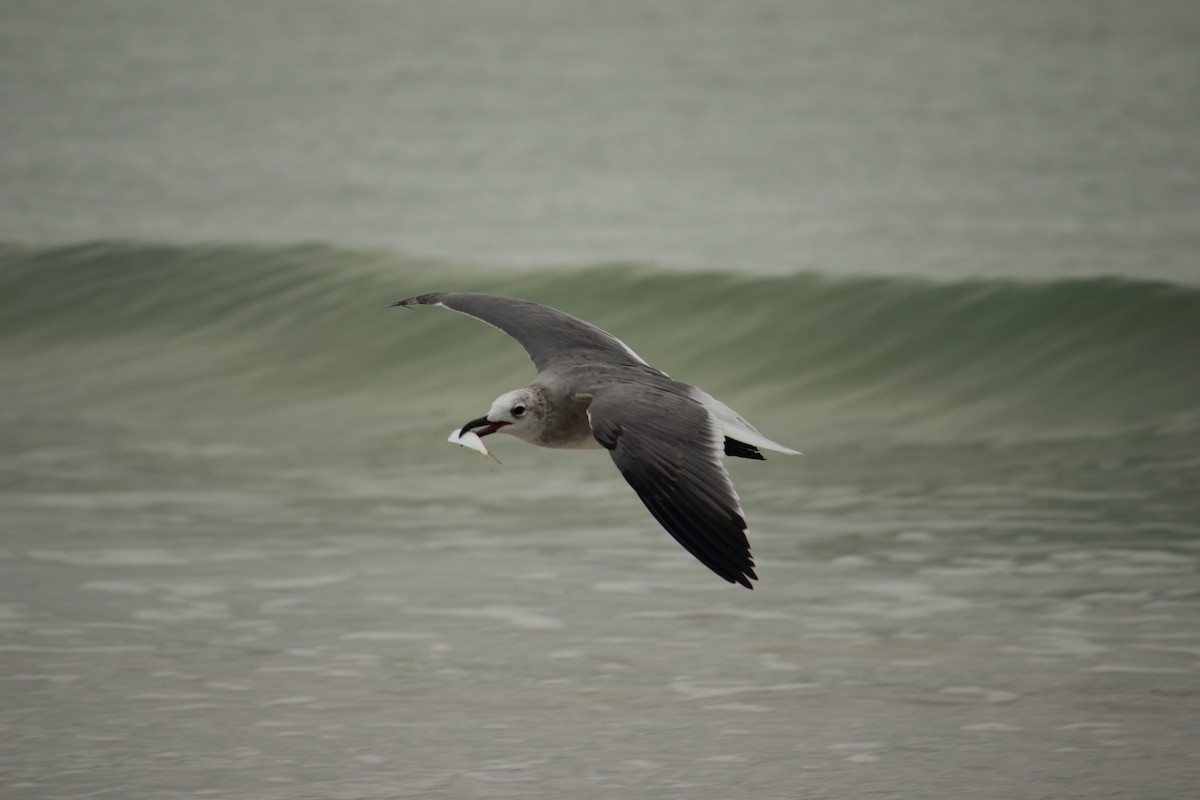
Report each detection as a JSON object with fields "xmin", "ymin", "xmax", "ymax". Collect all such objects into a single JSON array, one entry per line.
[
  {"xmin": 587, "ymin": 382, "xmax": 757, "ymax": 589},
  {"xmin": 724, "ymin": 438, "xmax": 765, "ymax": 460}
]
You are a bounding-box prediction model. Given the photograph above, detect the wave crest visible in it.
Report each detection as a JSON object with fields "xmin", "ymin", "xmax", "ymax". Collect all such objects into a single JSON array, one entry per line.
[{"xmin": 3, "ymin": 242, "xmax": 1197, "ymax": 444}]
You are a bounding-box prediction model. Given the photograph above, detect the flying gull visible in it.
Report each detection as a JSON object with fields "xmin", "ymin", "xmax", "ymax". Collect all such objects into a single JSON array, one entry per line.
[{"xmin": 392, "ymin": 292, "xmax": 800, "ymax": 588}]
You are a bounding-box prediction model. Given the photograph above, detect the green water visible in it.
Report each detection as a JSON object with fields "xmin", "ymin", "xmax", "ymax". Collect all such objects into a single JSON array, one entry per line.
[{"xmin": 4, "ymin": 243, "xmax": 1198, "ymax": 448}]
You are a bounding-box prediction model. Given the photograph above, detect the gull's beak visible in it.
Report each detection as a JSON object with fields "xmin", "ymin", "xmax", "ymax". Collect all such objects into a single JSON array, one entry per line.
[{"xmin": 460, "ymin": 416, "xmax": 510, "ymax": 437}]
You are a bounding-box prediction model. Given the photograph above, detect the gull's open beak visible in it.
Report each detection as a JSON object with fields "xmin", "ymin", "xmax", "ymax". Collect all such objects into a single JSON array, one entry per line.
[{"xmin": 460, "ymin": 416, "xmax": 510, "ymax": 437}]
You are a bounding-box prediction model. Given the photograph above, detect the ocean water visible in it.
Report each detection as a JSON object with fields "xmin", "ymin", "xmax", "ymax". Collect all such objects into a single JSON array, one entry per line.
[
  {"xmin": 2, "ymin": 3, "xmax": 1200, "ymax": 800},
  {"xmin": 3, "ymin": 0, "xmax": 1199, "ymax": 281}
]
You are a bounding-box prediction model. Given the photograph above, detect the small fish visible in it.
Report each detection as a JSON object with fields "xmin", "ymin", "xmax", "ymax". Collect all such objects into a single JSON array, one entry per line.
[{"xmin": 447, "ymin": 428, "xmax": 501, "ymax": 463}]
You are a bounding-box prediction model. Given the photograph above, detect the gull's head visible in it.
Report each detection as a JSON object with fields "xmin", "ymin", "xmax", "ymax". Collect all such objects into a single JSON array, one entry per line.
[{"xmin": 458, "ymin": 387, "xmax": 546, "ymax": 444}]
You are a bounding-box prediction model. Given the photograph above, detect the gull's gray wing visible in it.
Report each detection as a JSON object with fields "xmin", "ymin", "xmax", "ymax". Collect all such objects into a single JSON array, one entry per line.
[
  {"xmin": 393, "ymin": 292, "xmax": 657, "ymax": 373},
  {"xmin": 585, "ymin": 381, "xmax": 757, "ymax": 589}
]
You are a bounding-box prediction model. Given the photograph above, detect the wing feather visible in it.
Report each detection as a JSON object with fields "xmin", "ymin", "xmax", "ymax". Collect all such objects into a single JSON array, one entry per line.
[
  {"xmin": 393, "ymin": 292, "xmax": 657, "ymax": 373},
  {"xmin": 587, "ymin": 382, "xmax": 757, "ymax": 589}
]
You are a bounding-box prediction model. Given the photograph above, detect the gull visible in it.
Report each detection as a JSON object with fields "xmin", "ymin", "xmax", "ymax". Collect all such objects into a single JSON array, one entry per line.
[{"xmin": 392, "ymin": 292, "xmax": 800, "ymax": 588}]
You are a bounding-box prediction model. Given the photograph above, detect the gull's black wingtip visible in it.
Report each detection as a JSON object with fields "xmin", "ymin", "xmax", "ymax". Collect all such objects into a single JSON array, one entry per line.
[
  {"xmin": 725, "ymin": 438, "xmax": 766, "ymax": 461},
  {"xmin": 390, "ymin": 293, "xmax": 445, "ymax": 310},
  {"xmin": 736, "ymin": 565, "xmax": 757, "ymax": 589}
]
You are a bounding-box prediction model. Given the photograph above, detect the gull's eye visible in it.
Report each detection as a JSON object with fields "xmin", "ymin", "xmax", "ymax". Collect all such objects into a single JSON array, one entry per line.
[{"xmin": 512, "ymin": 404, "xmax": 526, "ymax": 418}]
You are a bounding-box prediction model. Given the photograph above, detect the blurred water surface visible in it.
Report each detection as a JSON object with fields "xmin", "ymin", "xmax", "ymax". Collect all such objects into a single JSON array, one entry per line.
[{"xmin": 1, "ymin": 0, "xmax": 1198, "ymax": 280}]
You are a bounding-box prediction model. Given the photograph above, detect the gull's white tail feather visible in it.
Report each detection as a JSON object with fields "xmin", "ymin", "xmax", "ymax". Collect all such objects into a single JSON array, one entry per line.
[{"xmin": 691, "ymin": 388, "xmax": 801, "ymax": 455}]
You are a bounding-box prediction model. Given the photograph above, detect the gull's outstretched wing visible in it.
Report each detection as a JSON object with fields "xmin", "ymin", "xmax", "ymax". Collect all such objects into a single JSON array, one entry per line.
[
  {"xmin": 585, "ymin": 381, "xmax": 757, "ymax": 589},
  {"xmin": 393, "ymin": 292, "xmax": 658, "ymax": 374}
]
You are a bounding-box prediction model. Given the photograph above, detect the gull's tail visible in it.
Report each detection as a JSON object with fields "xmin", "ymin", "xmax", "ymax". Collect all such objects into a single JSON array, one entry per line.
[{"xmin": 691, "ymin": 388, "xmax": 801, "ymax": 456}]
